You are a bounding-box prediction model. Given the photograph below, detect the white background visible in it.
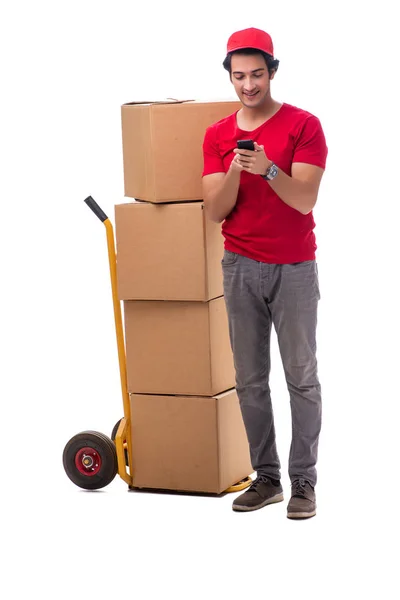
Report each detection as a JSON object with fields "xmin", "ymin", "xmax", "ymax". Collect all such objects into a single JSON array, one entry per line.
[{"xmin": 1, "ymin": 0, "xmax": 399, "ymax": 598}]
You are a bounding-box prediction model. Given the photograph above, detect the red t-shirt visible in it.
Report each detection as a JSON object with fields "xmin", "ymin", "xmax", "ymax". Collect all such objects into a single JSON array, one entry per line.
[{"xmin": 202, "ymin": 102, "xmax": 328, "ymax": 263}]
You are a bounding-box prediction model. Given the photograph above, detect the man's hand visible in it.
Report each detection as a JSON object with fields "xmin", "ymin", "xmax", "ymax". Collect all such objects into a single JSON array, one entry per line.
[
  {"xmin": 229, "ymin": 153, "xmax": 244, "ymax": 173},
  {"xmin": 233, "ymin": 142, "xmax": 272, "ymax": 176}
]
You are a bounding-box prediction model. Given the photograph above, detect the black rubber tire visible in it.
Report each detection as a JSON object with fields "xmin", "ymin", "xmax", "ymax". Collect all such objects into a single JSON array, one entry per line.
[
  {"xmin": 111, "ymin": 419, "xmax": 129, "ymax": 466},
  {"xmin": 63, "ymin": 431, "xmax": 118, "ymax": 490},
  {"xmin": 111, "ymin": 419, "xmax": 122, "ymax": 441}
]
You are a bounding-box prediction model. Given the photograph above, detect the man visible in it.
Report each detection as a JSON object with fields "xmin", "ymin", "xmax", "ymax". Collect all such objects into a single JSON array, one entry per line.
[{"xmin": 202, "ymin": 27, "xmax": 328, "ymax": 519}]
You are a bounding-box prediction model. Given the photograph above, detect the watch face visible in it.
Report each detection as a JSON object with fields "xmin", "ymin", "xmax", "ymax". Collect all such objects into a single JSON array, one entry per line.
[{"xmin": 268, "ymin": 164, "xmax": 278, "ymax": 179}]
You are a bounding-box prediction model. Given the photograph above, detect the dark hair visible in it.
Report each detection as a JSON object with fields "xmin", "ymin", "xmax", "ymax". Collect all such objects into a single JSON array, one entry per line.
[{"xmin": 223, "ymin": 48, "xmax": 280, "ymax": 77}]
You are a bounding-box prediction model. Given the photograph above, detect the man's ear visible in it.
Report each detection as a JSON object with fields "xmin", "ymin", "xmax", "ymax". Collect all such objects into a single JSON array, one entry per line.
[{"xmin": 269, "ymin": 69, "xmax": 276, "ymax": 80}]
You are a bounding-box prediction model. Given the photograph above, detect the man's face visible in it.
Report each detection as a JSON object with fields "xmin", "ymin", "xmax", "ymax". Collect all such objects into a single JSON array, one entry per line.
[{"xmin": 230, "ymin": 53, "xmax": 274, "ymax": 108}]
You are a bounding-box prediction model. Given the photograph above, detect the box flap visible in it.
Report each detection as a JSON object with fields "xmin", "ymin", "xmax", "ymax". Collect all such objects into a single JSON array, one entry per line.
[{"xmin": 123, "ymin": 98, "xmax": 195, "ymax": 106}]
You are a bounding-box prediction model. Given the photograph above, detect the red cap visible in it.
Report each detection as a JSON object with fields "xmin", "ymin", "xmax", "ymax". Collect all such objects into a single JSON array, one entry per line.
[{"xmin": 227, "ymin": 27, "xmax": 274, "ymax": 57}]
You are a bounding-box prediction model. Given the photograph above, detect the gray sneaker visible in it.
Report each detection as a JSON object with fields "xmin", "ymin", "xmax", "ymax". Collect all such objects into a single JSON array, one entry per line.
[
  {"xmin": 287, "ymin": 479, "xmax": 316, "ymax": 519},
  {"xmin": 232, "ymin": 475, "xmax": 284, "ymax": 512}
]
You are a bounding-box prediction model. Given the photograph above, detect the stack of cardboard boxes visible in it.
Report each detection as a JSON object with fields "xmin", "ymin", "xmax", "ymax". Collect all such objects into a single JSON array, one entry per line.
[{"xmin": 115, "ymin": 100, "xmax": 252, "ymax": 493}]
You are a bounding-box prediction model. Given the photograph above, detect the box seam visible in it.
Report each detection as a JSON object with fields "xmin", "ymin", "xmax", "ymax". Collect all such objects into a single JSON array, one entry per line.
[
  {"xmin": 216, "ymin": 396, "xmax": 223, "ymax": 492},
  {"xmin": 201, "ymin": 205, "xmax": 209, "ymax": 300},
  {"xmin": 207, "ymin": 301, "xmax": 213, "ymax": 397},
  {"xmin": 149, "ymin": 107, "xmax": 155, "ymax": 201}
]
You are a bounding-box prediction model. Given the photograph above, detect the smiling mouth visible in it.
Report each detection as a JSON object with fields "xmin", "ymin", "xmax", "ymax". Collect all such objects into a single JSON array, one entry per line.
[{"xmin": 243, "ymin": 91, "xmax": 259, "ymax": 98}]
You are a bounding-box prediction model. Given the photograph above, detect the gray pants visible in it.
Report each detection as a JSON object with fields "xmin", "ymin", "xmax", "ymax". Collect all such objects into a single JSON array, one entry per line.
[{"xmin": 222, "ymin": 250, "xmax": 322, "ymax": 487}]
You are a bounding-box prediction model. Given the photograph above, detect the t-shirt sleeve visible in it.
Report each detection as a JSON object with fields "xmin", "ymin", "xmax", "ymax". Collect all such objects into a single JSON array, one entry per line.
[
  {"xmin": 292, "ymin": 116, "xmax": 328, "ymax": 169},
  {"xmin": 202, "ymin": 125, "xmax": 226, "ymax": 176}
]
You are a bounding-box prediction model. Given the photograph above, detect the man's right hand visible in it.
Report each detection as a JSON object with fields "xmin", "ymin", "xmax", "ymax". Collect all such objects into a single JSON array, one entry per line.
[{"xmin": 229, "ymin": 154, "xmax": 244, "ymax": 173}]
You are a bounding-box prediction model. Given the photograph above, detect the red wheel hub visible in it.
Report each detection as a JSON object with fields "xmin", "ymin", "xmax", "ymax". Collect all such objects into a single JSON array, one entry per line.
[{"xmin": 75, "ymin": 446, "xmax": 102, "ymax": 476}]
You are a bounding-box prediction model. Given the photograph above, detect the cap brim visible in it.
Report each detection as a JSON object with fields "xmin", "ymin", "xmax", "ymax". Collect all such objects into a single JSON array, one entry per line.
[{"xmin": 228, "ymin": 44, "xmax": 272, "ymax": 55}]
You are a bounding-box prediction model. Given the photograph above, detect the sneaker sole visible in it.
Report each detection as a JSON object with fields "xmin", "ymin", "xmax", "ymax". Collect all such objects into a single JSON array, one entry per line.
[
  {"xmin": 232, "ymin": 492, "xmax": 284, "ymax": 512},
  {"xmin": 287, "ymin": 509, "xmax": 316, "ymax": 519}
]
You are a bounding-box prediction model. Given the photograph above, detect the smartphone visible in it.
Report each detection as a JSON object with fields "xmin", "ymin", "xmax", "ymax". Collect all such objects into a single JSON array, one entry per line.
[{"xmin": 237, "ymin": 139, "xmax": 255, "ymax": 151}]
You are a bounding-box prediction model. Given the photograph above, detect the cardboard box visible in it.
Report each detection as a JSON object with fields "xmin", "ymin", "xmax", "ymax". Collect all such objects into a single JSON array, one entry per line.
[
  {"xmin": 115, "ymin": 200, "xmax": 224, "ymax": 301},
  {"xmin": 130, "ymin": 389, "xmax": 252, "ymax": 493},
  {"xmin": 121, "ymin": 99, "xmax": 241, "ymax": 202},
  {"xmin": 124, "ymin": 296, "xmax": 234, "ymax": 396}
]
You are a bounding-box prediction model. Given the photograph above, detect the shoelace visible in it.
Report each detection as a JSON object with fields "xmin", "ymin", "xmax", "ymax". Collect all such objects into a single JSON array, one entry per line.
[
  {"xmin": 293, "ymin": 478, "xmax": 308, "ymax": 498},
  {"xmin": 249, "ymin": 474, "xmax": 271, "ymax": 491}
]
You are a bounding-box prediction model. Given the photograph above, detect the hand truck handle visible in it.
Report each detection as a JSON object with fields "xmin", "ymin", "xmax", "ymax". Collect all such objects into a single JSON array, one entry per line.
[{"xmin": 84, "ymin": 196, "xmax": 108, "ymax": 222}]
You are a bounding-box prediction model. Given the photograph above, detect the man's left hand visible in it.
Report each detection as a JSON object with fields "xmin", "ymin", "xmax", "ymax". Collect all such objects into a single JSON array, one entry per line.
[{"xmin": 233, "ymin": 142, "xmax": 272, "ymax": 176}]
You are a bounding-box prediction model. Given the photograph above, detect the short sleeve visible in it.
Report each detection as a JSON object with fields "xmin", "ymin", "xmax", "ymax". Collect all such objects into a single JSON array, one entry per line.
[
  {"xmin": 202, "ymin": 125, "xmax": 225, "ymax": 176},
  {"xmin": 292, "ymin": 116, "xmax": 328, "ymax": 169}
]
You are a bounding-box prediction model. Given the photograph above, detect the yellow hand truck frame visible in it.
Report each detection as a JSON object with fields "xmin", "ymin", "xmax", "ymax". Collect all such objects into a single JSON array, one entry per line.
[{"xmin": 62, "ymin": 196, "xmax": 251, "ymax": 494}]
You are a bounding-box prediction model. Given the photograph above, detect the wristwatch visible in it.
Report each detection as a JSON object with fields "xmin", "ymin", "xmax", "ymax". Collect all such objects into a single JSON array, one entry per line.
[{"xmin": 261, "ymin": 162, "xmax": 279, "ymax": 181}]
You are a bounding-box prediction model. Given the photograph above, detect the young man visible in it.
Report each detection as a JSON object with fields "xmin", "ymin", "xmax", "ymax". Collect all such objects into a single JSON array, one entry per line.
[{"xmin": 202, "ymin": 27, "xmax": 328, "ymax": 519}]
